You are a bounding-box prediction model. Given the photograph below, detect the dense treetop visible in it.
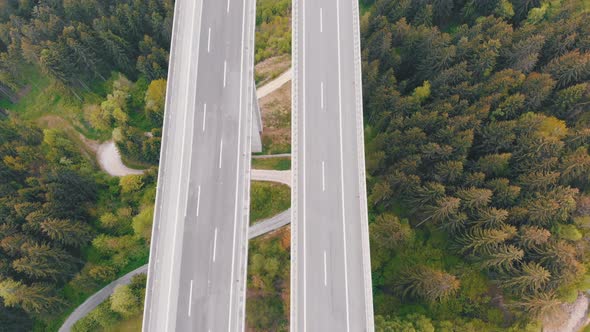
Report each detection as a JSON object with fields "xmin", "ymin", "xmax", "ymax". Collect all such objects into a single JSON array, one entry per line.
[
  {"xmin": 0, "ymin": 0, "xmax": 174, "ymax": 100},
  {"xmin": 362, "ymin": 0, "xmax": 590, "ymax": 329}
]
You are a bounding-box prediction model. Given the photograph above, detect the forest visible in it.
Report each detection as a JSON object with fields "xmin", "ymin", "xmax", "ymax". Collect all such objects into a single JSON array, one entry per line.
[
  {"xmin": 0, "ymin": 0, "xmax": 173, "ymax": 94},
  {"xmin": 2, "ymin": 0, "xmax": 590, "ymax": 330},
  {"xmin": 0, "ymin": 0, "xmax": 172, "ymax": 166},
  {"xmin": 0, "ymin": 0, "xmax": 169, "ymax": 330},
  {"xmin": 0, "ymin": 112, "xmax": 158, "ymax": 331},
  {"xmin": 362, "ymin": 0, "xmax": 590, "ymax": 330}
]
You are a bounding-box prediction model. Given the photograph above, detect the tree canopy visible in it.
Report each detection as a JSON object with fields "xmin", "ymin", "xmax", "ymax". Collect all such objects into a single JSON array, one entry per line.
[{"xmin": 364, "ymin": 0, "xmax": 590, "ymax": 328}]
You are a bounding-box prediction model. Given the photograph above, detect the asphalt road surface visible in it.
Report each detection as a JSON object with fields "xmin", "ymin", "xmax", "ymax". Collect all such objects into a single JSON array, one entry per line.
[
  {"xmin": 291, "ymin": 0, "xmax": 375, "ymax": 331},
  {"xmin": 142, "ymin": 0, "xmax": 256, "ymax": 330}
]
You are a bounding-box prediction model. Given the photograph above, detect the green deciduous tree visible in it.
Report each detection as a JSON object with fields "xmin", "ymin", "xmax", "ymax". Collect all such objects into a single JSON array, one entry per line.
[
  {"xmin": 145, "ymin": 79, "xmax": 167, "ymax": 126},
  {"xmin": 110, "ymin": 284, "xmax": 140, "ymax": 318},
  {"xmin": 132, "ymin": 206, "xmax": 153, "ymax": 242}
]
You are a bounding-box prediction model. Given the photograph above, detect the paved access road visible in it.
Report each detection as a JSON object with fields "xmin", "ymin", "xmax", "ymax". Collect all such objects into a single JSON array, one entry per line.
[
  {"xmin": 142, "ymin": 0, "xmax": 256, "ymax": 331},
  {"xmin": 291, "ymin": 0, "xmax": 375, "ymax": 331}
]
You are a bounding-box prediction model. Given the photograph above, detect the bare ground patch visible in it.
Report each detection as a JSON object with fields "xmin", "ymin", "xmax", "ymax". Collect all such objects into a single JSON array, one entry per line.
[
  {"xmin": 259, "ymin": 81, "xmax": 291, "ymax": 154},
  {"xmin": 255, "ymin": 54, "xmax": 291, "ymax": 87}
]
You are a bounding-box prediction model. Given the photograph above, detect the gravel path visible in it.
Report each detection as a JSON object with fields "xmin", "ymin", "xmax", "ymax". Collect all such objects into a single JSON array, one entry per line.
[
  {"xmin": 59, "ymin": 265, "xmax": 148, "ymax": 332},
  {"xmin": 249, "ymin": 209, "xmax": 291, "ymax": 239},
  {"xmin": 97, "ymin": 141, "xmax": 144, "ymax": 177},
  {"xmin": 251, "ymin": 169, "xmax": 291, "ymax": 186},
  {"xmin": 69, "ymin": 70, "xmax": 295, "ymax": 330},
  {"xmin": 256, "ymin": 68, "xmax": 292, "ymax": 99},
  {"xmin": 95, "ymin": 68, "xmax": 291, "ymax": 177},
  {"xmin": 59, "ymin": 170, "xmax": 292, "ymax": 331},
  {"xmin": 543, "ymin": 293, "xmax": 590, "ymax": 332}
]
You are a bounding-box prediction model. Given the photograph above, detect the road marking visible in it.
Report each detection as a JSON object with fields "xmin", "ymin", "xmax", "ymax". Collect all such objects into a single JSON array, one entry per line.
[
  {"xmin": 207, "ymin": 28, "xmax": 211, "ymax": 52},
  {"xmin": 227, "ymin": 0, "xmax": 247, "ymax": 329},
  {"xmin": 227, "ymin": 0, "xmax": 230, "ymax": 13},
  {"xmin": 219, "ymin": 139, "xmax": 224, "ymax": 168},
  {"xmin": 223, "ymin": 60, "xmax": 228, "ymax": 87},
  {"xmin": 324, "ymin": 251, "xmax": 327, "ymax": 286},
  {"xmin": 196, "ymin": 185, "xmax": 201, "ymax": 217},
  {"xmin": 143, "ymin": 0, "xmax": 183, "ymax": 325},
  {"xmin": 213, "ymin": 228, "xmax": 218, "ymax": 262},
  {"xmin": 322, "ymin": 161, "xmax": 326, "ymax": 191},
  {"xmin": 302, "ymin": 0, "xmax": 307, "ymax": 330},
  {"xmin": 188, "ymin": 280, "xmax": 193, "ymax": 316},
  {"xmin": 203, "ymin": 103, "xmax": 207, "ymax": 132},
  {"xmin": 320, "ymin": 8, "xmax": 323, "ymax": 33},
  {"xmin": 321, "ymin": 82, "xmax": 324, "ymax": 110},
  {"xmin": 165, "ymin": 0, "xmax": 199, "ymax": 329},
  {"xmin": 336, "ymin": 0, "xmax": 351, "ymax": 330}
]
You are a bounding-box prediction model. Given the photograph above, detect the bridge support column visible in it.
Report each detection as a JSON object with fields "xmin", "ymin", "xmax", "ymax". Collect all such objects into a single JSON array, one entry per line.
[{"xmin": 251, "ymin": 85, "xmax": 263, "ymax": 153}]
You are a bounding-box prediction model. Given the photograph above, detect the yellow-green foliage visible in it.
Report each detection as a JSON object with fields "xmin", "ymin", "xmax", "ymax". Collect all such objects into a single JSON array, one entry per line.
[
  {"xmin": 250, "ymin": 181, "xmax": 290, "ymax": 224},
  {"xmin": 145, "ymin": 79, "xmax": 167, "ymax": 124},
  {"xmin": 132, "ymin": 205, "xmax": 154, "ymax": 242},
  {"xmin": 119, "ymin": 175, "xmax": 144, "ymax": 194},
  {"xmin": 255, "ymin": 0, "xmax": 291, "ymax": 63}
]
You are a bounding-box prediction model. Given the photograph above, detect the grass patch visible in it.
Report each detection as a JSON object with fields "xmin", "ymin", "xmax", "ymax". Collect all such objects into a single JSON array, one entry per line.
[
  {"xmin": 2, "ymin": 66, "xmax": 115, "ymax": 141},
  {"xmin": 255, "ymin": 54, "xmax": 291, "ymax": 87},
  {"xmin": 104, "ymin": 314, "xmax": 142, "ymax": 332},
  {"xmin": 260, "ymin": 82, "xmax": 291, "ymax": 154},
  {"xmin": 246, "ymin": 227, "xmax": 290, "ymax": 331},
  {"xmin": 250, "ymin": 181, "xmax": 291, "ymax": 225},
  {"xmin": 252, "ymin": 157, "xmax": 291, "ymax": 170},
  {"xmin": 119, "ymin": 152, "xmax": 152, "ymax": 171},
  {"xmin": 359, "ymin": 1, "xmax": 372, "ymax": 14},
  {"xmin": 256, "ymin": 0, "xmax": 291, "ymax": 64},
  {"xmin": 36, "ymin": 251, "xmax": 149, "ymax": 332}
]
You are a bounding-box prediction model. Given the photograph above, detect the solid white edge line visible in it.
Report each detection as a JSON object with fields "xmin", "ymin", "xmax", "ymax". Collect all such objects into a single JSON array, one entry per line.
[
  {"xmin": 164, "ymin": 0, "xmax": 199, "ymax": 329},
  {"xmin": 237, "ymin": 0, "xmax": 256, "ymax": 327},
  {"xmin": 212, "ymin": 228, "xmax": 218, "ymax": 262},
  {"xmin": 290, "ymin": 0, "xmax": 299, "ymax": 329},
  {"xmin": 351, "ymin": 0, "xmax": 375, "ymax": 327},
  {"xmin": 336, "ymin": 0, "xmax": 351, "ymax": 331},
  {"xmin": 143, "ymin": 0, "xmax": 182, "ymax": 327},
  {"xmin": 188, "ymin": 280, "xmax": 193, "ymax": 317},
  {"xmin": 302, "ymin": 0, "xmax": 307, "ymax": 330},
  {"xmin": 227, "ymin": 0, "xmax": 247, "ymax": 329}
]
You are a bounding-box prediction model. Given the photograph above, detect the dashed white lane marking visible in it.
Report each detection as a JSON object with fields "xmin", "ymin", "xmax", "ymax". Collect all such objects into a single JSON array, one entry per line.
[
  {"xmin": 188, "ymin": 280, "xmax": 194, "ymax": 316},
  {"xmin": 324, "ymin": 251, "xmax": 328, "ymax": 286},
  {"xmin": 203, "ymin": 103, "xmax": 207, "ymax": 132},
  {"xmin": 207, "ymin": 28, "xmax": 211, "ymax": 52},
  {"xmin": 223, "ymin": 60, "xmax": 228, "ymax": 87}
]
